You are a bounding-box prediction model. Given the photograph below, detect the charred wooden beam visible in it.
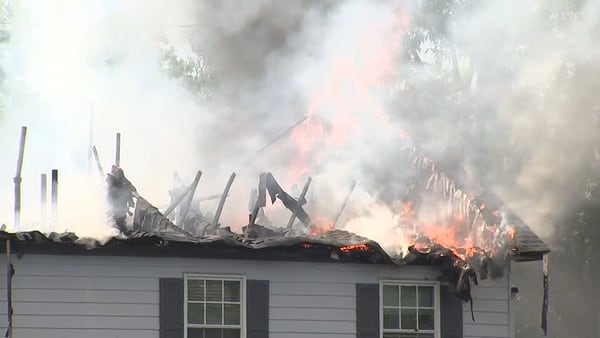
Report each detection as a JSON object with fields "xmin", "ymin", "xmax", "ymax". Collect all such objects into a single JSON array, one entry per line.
[
  {"xmin": 115, "ymin": 133, "xmax": 121, "ymax": 167},
  {"xmin": 179, "ymin": 170, "xmax": 203, "ymax": 227},
  {"xmin": 164, "ymin": 170, "xmax": 202, "ymax": 218},
  {"xmin": 211, "ymin": 172, "xmax": 236, "ymax": 229},
  {"xmin": 248, "ymin": 172, "xmax": 314, "ymax": 232},
  {"xmin": 40, "ymin": 174, "xmax": 47, "ymax": 228},
  {"xmin": 13, "ymin": 126, "xmax": 27, "ymax": 228},
  {"xmin": 50, "ymin": 169, "xmax": 58, "ymax": 226},
  {"xmin": 92, "ymin": 146, "xmax": 105, "ymax": 180},
  {"xmin": 287, "ymin": 176, "xmax": 312, "ymax": 229},
  {"xmin": 247, "ymin": 173, "xmax": 268, "ymax": 234},
  {"xmin": 331, "ymin": 180, "xmax": 357, "ymax": 229}
]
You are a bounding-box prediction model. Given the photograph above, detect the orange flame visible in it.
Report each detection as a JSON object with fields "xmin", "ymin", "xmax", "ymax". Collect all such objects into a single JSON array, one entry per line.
[
  {"xmin": 310, "ymin": 218, "xmax": 334, "ymax": 237},
  {"xmin": 339, "ymin": 244, "xmax": 371, "ymax": 253},
  {"xmin": 285, "ymin": 4, "xmax": 408, "ymax": 185}
]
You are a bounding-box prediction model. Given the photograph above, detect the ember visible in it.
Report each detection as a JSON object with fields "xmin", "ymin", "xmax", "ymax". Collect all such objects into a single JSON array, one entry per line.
[{"xmin": 339, "ymin": 244, "xmax": 371, "ymax": 253}]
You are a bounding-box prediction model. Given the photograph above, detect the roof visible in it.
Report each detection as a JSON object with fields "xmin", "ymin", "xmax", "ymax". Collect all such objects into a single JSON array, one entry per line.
[
  {"xmin": 0, "ymin": 227, "xmax": 393, "ymax": 264},
  {"xmin": 0, "ymin": 226, "xmax": 479, "ymax": 302}
]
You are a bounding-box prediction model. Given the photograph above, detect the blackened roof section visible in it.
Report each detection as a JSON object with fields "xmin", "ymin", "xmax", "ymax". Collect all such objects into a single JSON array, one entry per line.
[{"xmin": 0, "ymin": 227, "xmax": 394, "ymax": 265}]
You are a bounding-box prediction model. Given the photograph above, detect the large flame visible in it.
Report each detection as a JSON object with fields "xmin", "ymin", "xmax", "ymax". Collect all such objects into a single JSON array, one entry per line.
[{"xmin": 281, "ymin": 2, "xmax": 515, "ymax": 262}]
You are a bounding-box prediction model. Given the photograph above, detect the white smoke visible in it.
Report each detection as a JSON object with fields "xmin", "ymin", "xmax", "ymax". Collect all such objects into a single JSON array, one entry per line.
[
  {"xmin": 0, "ymin": 0, "xmax": 598, "ymax": 253},
  {"xmin": 0, "ymin": 0, "xmax": 202, "ymax": 235}
]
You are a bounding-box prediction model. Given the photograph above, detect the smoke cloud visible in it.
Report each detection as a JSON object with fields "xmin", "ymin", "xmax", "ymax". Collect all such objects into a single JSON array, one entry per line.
[
  {"xmin": 0, "ymin": 0, "xmax": 203, "ymax": 239},
  {"xmin": 0, "ymin": 0, "xmax": 597, "ymax": 336},
  {"xmin": 0, "ymin": 0, "xmax": 597, "ymax": 246}
]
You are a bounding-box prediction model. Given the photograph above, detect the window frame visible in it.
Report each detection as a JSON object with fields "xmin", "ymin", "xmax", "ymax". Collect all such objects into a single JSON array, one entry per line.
[
  {"xmin": 184, "ymin": 273, "xmax": 247, "ymax": 338},
  {"xmin": 379, "ymin": 280, "xmax": 441, "ymax": 338}
]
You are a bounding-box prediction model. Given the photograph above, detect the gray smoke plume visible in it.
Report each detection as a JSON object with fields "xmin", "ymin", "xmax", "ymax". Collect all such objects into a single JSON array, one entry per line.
[{"xmin": 0, "ymin": 0, "xmax": 598, "ymax": 335}]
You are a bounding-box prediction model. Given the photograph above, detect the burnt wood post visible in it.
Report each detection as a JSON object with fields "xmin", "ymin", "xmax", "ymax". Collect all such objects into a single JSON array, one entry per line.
[
  {"xmin": 13, "ymin": 126, "xmax": 27, "ymax": 228},
  {"xmin": 179, "ymin": 170, "xmax": 202, "ymax": 226},
  {"xmin": 211, "ymin": 172, "xmax": 236, "ymax": 229},
  {"xmin": 332, "ymin": 180, "xmax": 357, "ymax": 228},
  {"xmin": 40, "ymin": 174, "xmax": 47, "ymax": 228},
  {"xmin": 51, "ymin": 169, "xmax": 58, "ymax": 226},
  {"xmin": 248, "ymin": 173, "xmax": 268, "ymax": 232},
  {"xmin": 115, "ymin": 133, "xmax": 121, "ymax": 167},
  {"xmin": 287, "ymin": 176, "xmax": 312, "ymax": 229},
  {"xmin": 92, "ymin": 146, "xmax": 105, "ymax": 180}
]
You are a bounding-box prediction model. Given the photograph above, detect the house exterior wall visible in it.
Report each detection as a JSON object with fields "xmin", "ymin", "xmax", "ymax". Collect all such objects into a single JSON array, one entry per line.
[
  {"xmin": 464, "ymin": 273, "xmax": 511, "ymax": 338},
  {"xmin": 0, "ymin": 254, "xmax": 509, "ymax": 338}
]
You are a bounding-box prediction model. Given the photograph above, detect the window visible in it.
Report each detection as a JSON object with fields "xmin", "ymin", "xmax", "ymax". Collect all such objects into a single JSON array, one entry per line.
[
  {"xmin": 185, "ymin": 275, "xmax": 245, "ymax": 338},
  {"xmin": 380, "ymin": 281, "xmax": 440, "ymax": 338}
]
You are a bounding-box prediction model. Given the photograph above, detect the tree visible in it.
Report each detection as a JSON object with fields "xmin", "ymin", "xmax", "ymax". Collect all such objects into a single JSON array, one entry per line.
[{"xmin": 160, "ymin": 46, "xmax": 217, "ymax": 103}]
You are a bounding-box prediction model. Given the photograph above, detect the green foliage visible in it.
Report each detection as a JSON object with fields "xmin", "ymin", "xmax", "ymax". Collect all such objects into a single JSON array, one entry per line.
[{"xmin": 160, "ymin": 46, "xmax": 217, "ymax": 103}]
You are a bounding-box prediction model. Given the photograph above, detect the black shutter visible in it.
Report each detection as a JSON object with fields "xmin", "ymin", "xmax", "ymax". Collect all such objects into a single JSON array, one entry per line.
[
  {"xmin": 160, "ymin": 278, "xmax": 184, "ymax": 338},
  {"xmin": 356, "ymin": 283, "xmax": 379, "ymax": 338},
  {"xmin": 440, "ymin": 285, "xmax": 463, "ymax": 338},
  {"xmin": 247, "ymin": 280, "xmax": 269, "ymax": 338}
]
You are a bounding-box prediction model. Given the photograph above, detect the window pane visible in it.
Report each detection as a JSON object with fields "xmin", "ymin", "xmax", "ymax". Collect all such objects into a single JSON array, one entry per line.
[
  {"xmin": 401, "ymin": 286, "xmax": 416, "ymax": 306},
  {"xmin": 206, "ymin": 303, "xmax": 223, "ymax": 324},
  {"xmin": 401, "ymin": 308, "xmax": 417, "ymax": 330},
  {"xmin": 418, "ymin": 308, "xmax": 435, "ymax": 330},
  {"xmin": 187, "ymin": 328, "xmax": 204, "ymax": 338},
  {"xmin": 418, "ymin": 286, "xmax": 434, "ymax": 307},
  {"xmin": 383, "ymin": 308, "xmax": 399, "ymax": 329},
  {"xmin": 224, "ymin": 304, "xmax": 240, "ymax": 325},
  {"xmin": 224, "ymin": 281, "xmax": 240, "ymax": 302},
  {"xmin": 223, "ymin": 329, "xmax": 241, "ymax": 338},
  {"xmin": 206, "ymin": 280, "xmax": 223, "ymax": 301},
  {"xmin": 187, "ymin": 303, "xmax": 204, "ymax": 324},
  {"xmin": 204, "ymin": 328, "xmax": 221, "ymax": 338},
  {"xmin": 188, "ymin": 280, "xmax": 205, "ymax": 301},
  {"xmin": 383, "ymin": 285, "xmax": 399, "ymax": 306},
  {"xmin": 383, "ymin": 334, "xmax": 434, "ymax": 338}
]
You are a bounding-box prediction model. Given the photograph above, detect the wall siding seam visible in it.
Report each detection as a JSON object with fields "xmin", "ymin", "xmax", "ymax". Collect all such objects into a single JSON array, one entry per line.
[
  {"xmin": 11, "ymin": 327, "xmax": 159, "ymax": 331},
  {"xmin": 269, "ymin": 293, "xmax": 353, "ymax": 297},
  {"xmin": 9, "ymin": 314, "xmax": 158, "ymax": 318},
  {"xmin": 3, "ymin": 301, "xmax": 158, "ymax": 305},
  {"xmin": 270, "ymin": 319, "xmax": 355, "ymax": 323},
  {"xmin": 0, "ymin": 288, "xmax": 157, "ymax": 292},
  {"xmin": 270, "ymin": 332, "xmax": 355, "ymax": 335},
  {"xmin": 270, "ymin": 306, "xmax": 354, "ymax": 309}
]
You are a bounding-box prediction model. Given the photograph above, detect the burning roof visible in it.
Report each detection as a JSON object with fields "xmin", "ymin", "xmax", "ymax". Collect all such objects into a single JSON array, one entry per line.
[
  {"xmin": 0, "ymin": 174, "xmax": 548, "ymax": 304},
  {"xmin": 0, "ymin": 139, "xmax": 550, "ymax": 322}
]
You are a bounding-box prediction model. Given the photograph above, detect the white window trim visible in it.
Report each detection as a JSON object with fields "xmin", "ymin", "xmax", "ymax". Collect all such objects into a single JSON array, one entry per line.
[
  {"xmin": 379, "ymin": 280, "xmax": 441, "ymax": 338},
  {"xmin": 184, "ymin": 273, "xmax": 247, "ymax": 338}
]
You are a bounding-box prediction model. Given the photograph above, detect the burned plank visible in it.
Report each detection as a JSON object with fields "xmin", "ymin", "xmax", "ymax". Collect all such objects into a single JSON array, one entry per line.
[
  {"xmin": 211, "ymin": 172, "xmax": 237, "ymax": 230},
  {"xmin": 331, "ymin": 180, "xmax": 357, "ymax": 229},
  {"xmin": 287, "ymin": 176, "xmax": 312, "ymax": 229}
]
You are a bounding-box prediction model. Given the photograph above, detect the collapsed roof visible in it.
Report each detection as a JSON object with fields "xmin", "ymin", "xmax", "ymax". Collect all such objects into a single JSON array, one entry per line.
[{"xmin": 0, "ymin": 138, "xmax": 550, "ymax": 317}]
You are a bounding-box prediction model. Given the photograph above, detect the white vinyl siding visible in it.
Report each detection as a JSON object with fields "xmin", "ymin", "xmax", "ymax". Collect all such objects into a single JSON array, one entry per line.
[
  {"xmin": 0, "ymin": 254, "xmax": 511, "ymax": 338},
  {"xmin": 463, "ymin": 273, "xmax": 511, "ymax": 338}
]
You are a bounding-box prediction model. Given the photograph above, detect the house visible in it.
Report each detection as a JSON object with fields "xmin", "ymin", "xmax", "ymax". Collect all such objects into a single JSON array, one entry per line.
[
  {"xmin": 0, "ymin": 206, "xmax": 548, "ymax": 338},
  {"xmin": 0, "ymin": 140, "xmax": 549, "ymax": 338}
]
